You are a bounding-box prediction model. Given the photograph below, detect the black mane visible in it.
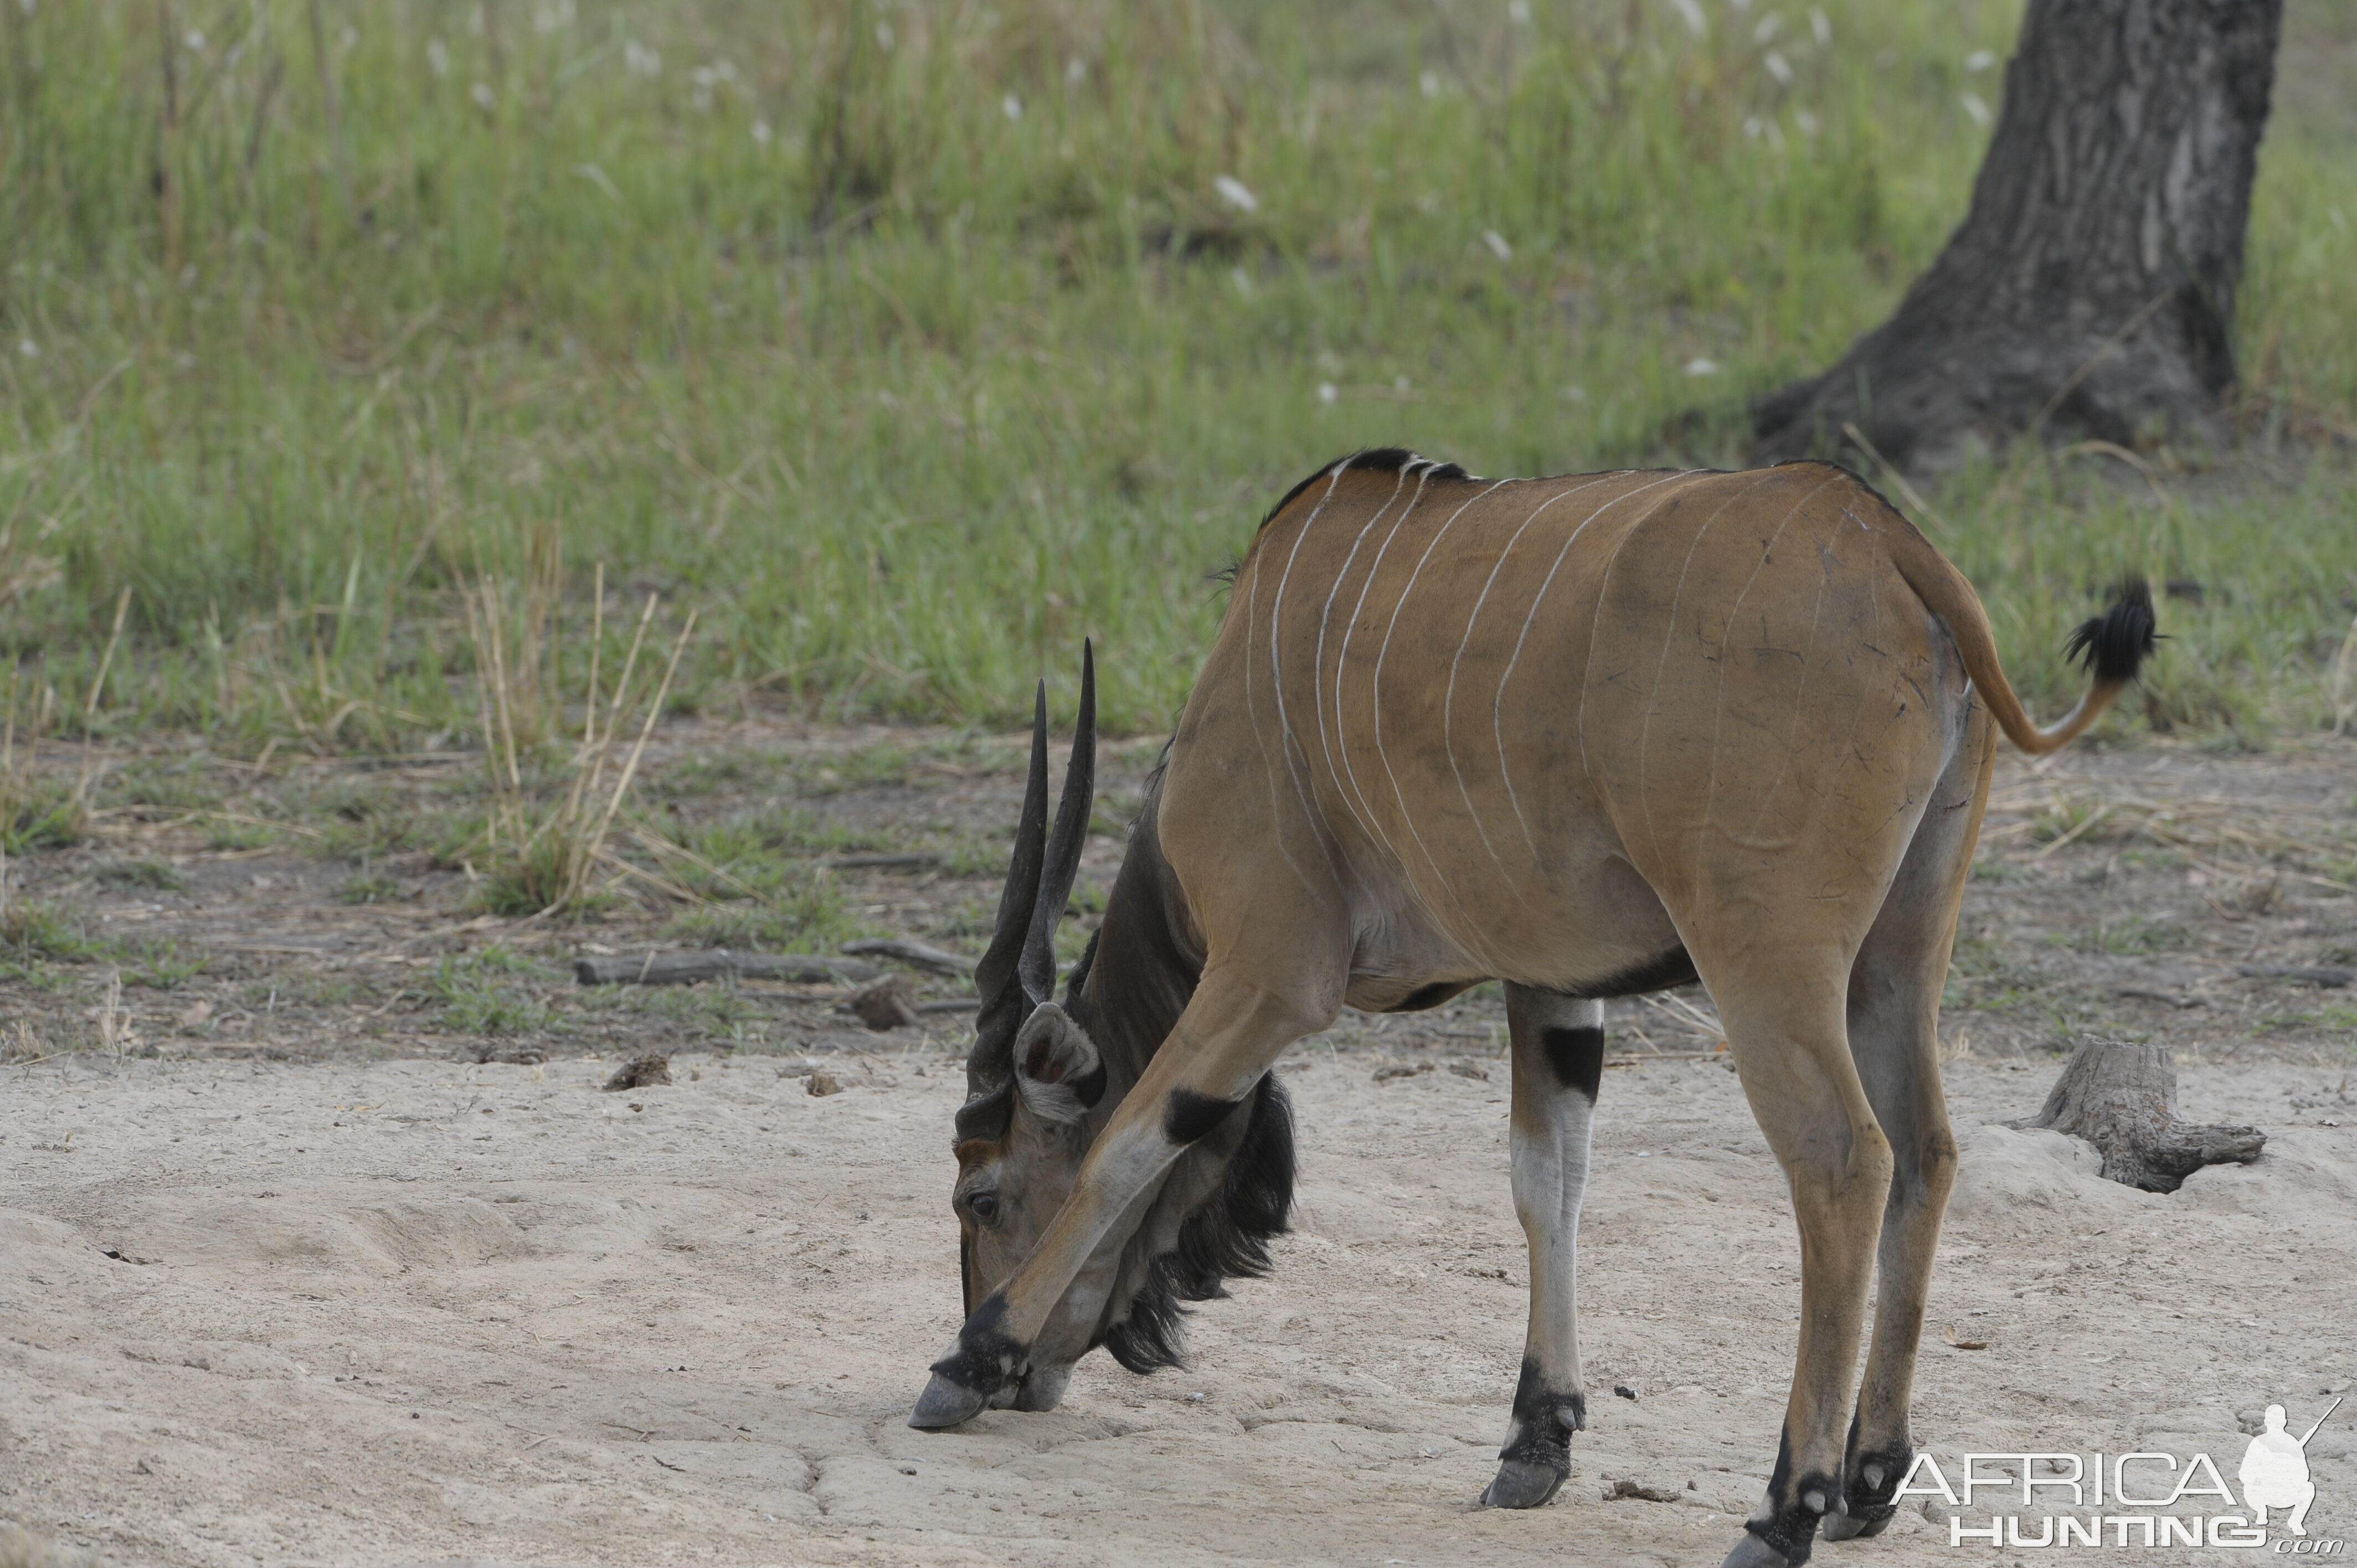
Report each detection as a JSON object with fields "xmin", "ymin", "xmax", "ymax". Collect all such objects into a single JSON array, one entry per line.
[
  {"xmin": 1257, "ymin": 448, "xmax": 1474, "ymax": 533},
  {"xmin": 1066, "ymin": 763, "xmax": 1296, "ymax": 1373},
  {"xmin": 1102, "ymin": 1075, "xmax": 1293, "ymax": 1372}
]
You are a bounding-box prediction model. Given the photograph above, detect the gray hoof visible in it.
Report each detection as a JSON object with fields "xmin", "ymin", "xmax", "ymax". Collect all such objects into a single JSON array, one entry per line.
[
  {"xmin": 1011, "ymin": 1364, "xmax": 1071, "ymax": 1412},
  {"xmin": 1820, "ymin": 1512, "xmax": 1887, "ymax": 1541},
  {"xmin": 1719, "ymin": 1531, "xmax": 1792, "ymax": 1568},
  {"xmin": 1481, "ymin": 1459, "xmax": 1567, "ymax": 1509},
  {"xmin": 908, "ymin": 1373, "xmax": 989, "ymax": 1430}
]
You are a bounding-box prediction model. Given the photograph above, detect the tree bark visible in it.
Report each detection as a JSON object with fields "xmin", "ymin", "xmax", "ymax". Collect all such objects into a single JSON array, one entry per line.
[
  {"xmin": 1752, "ymin": 0, "xmax": 2282, "ymax": 472},
  {"xmin": 2011, "ymin": 1037, "xmax": 2265, "ymax": 1193}
]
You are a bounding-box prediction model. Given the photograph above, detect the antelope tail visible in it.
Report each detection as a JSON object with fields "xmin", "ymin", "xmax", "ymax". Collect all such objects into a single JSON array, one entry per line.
[{"xmin": 1883, "ymin": 520, "xmax": 2158, "ymax": 756}]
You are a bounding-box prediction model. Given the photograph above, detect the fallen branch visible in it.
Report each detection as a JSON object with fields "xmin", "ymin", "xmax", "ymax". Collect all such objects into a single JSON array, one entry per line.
[
  {"xmin": 2237, "ymin": 963, "xmax": 2354, "ymax": 989},
  {"xmin": 840, "ymin": 936, "xmax": 971, "ymax": 976},
  {"xmin": 2107, "ymin": 983, "xmax": 2206, "ymax": 1009},
  {"xmin": 572, "ymin": 951, "xmax": 880, "ymax": 987}
]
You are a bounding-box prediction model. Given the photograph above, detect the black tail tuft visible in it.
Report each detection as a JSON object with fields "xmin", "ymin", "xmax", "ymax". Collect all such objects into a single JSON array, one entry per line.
[{"xmin": 2063, "ymin": 577, "xmax": 2159, "ymax": 685}]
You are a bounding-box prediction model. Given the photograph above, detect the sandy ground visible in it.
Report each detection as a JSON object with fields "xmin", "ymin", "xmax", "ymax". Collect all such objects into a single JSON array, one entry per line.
[{"xmin": 5, "ymin": 1036, "xmax": 2354, "ymax": 1567}]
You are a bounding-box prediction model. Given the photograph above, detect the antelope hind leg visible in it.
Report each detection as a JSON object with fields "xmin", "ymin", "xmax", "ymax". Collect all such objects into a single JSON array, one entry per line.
[
  {"xmin": 1483, "ymin": 987, "xmax": 1603, "ymax": 1509},
  {"xmin": 1706, "ymin": 978, "xmax": 1894, "ymax": 1568},
  {"xmin": 911, "ymin": 969, "xmax": 1330, "ymax": 1428},
  {"xmin": 1824, "ymin": 724, "xmax": 1985, "ymax": 1540}
]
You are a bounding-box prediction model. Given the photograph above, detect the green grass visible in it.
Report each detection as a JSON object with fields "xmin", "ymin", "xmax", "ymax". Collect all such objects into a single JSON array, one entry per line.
[
  {"xmin": 336, "ymin": 869, "xmax": 403, "ymax": 904},
  {"xmin": 2067, "ymin": 914, "xmax": 2191, "ymax": 957},
  {"xmin": 1, "ymin": 1, "xmax": 2352, "ymax": 745},
  {"xmin": 92, "ymin": 855, "xmax": 187, "ymax": 891},
  {"xmin": 425, "ymin": 950, "xmax": 560, "ymax": 1035}
]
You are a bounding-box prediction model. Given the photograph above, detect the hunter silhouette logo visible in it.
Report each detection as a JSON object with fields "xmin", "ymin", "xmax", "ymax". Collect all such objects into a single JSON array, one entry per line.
[
  {"xmin": 1897, "ymin": 1396, "xmax": 2344, "ymax": 1550},
  {"xmin": 2244, "ymin": 1399, "xmax": 2340, "ymax": 1539}
]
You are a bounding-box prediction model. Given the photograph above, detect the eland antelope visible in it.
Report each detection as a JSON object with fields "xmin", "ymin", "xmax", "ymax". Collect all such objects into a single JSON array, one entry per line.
[{"xmin": 916, "ymin": 451, "xmax": 2155, "ymax": 1568}]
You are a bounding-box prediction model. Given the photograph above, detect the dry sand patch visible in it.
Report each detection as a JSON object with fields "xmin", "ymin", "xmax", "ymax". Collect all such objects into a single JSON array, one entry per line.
[{"xmin": 4, "ymin": 1044, "xmax": 2351, "ymax": 1566}]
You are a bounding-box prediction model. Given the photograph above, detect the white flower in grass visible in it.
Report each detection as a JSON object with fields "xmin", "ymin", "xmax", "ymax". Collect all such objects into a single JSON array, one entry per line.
[
  {"xmin": 472, "ymin": 80, "xmax": 496, "ymax": 110},
  {"xmin": 1667, "ymin": 0, "xmax": 1707, "ymax": 38},
  {"xmin": 1231, "ymin": 267, "xmax": 1253, "ymax": 298},
  {"xmin": 1214, "ymin": 175, "xmax": 1257, "ymax": 213},
  {"xmin": 624, "ymin": 40, "xmax": 661, "ymax": 78},
  {"xmin": 1809, "ymin": 7, "xmax": 1830, "ymax": 46},
  {"xmin": 1509, "ymin": 0, "xmax": 1531, "ymax": 24},
  {"xmin": 1066, "ymin": 56, "xmax": 1087, "ymax": 85},
  {"xmin": 874, "ymin": 19, "xmax": 894, "ymax": 51},
  {"xmin": 185, "ymin": 28, "xmax": 205, "ymax": 51},
  {"xmin": 426, "ymin": 37, "xmax": 450, "ymax": 76},
  {"xmin": 1318, "ymin": 382, "xmax": 1339, "ymax": 406},
  {"xmin": 752, "ymin": 119, "xmax": 773, "ymax": 146},
  {"xmin": 1961, "ymin": 91, "xmax": 1990, "ymax": 126},
  {"xmin": 1419, "ymin": 68, "xmax": 1443, "ymax": 99},
  {"xmin": 1003, "ymin": 92, "xmax": 1022, "ymax": 122},
  {"xmin": 1763, "ymin": 48, "xmax": 1792, "ymax": 86},
  {"xmin": 1752, "ymin": 14, "xmax": 1779, "ymax": 44},
  {"xmin": 1482, "ymin": 229, "xmax": 1512, "ymax": 262},
  {"xmin": 1795, "ymin": 108, "xmax": 1819, "ymax": 136},
  {"xmin": 1685, "ymin": 357, "xmax": 1720, "ymax": 377},
  {"xmin": 1965, "ymin": 49, "xmax": 1996, "ymax": 72},
  {"xmin": 17, "ymin": 339, "xmax": 36, "ymax": 358}
]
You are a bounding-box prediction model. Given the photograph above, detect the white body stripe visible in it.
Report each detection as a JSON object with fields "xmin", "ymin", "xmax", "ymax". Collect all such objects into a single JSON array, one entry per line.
[
  {"xmin": 1497, "ymin": 470, "xmax": 1701, "ymax": 856},
  {"xmin": 1441, "ymin": 475, "xmax": 1620, "ymax": 894}
]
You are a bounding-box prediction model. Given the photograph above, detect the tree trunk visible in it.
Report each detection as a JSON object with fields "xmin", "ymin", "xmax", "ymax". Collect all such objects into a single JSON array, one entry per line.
[
  {"xmin": 1752, "ymin": 0, "xmax": 2282, "ymax": 472},
  {"xmin": 2011, "ymin": 1038, "xmax": 2265, "ymax": 1193}
]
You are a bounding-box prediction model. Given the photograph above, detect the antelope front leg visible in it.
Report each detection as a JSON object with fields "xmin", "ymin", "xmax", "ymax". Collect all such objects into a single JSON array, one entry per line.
[
  {"xmin": 909, "ymin": 970, "xmax": 1329, "ymax": 1428},
  {"xmin": 1483, "ymin": 987, "xmax": 1604, "ymax": 1508}
]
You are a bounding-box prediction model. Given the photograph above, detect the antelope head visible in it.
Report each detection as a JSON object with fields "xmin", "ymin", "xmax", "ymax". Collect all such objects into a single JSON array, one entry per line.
[{"xmin": 946, "ymin": 644, "xmax": 1104, "ymax": 1410}]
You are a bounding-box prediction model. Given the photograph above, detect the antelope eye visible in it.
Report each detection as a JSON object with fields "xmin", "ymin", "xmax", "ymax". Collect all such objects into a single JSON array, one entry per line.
[{"xmin": 966, "ymin": 1193, "xmax": 1000, "ymax": 1224}]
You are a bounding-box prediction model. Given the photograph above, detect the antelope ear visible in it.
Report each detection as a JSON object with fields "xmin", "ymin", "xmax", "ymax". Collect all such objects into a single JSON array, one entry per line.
[{"xmin": 1012, "ymin": 1003, "xmax": 1106, "ymax": 1123}]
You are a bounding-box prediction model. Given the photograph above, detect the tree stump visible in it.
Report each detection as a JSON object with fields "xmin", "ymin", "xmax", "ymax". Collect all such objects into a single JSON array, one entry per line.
[
  {"xmin": 1751, "ymin": 0, "xmax": 2283, "ymax": 471},
  {"xmin": 2011, "ymin": 1038, "xmax": 2264, "ymax": 1193},
  {"xmin": 845, "ymin": 973, "xmax": 922, "ymax": 1031},
  {"xmin": 604, "ymin": 1054, "xmax": 672, "ymax": 1091}
]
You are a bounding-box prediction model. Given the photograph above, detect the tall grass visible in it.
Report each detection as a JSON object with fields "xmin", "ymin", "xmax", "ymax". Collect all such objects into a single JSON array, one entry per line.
[{"xmin": 0, "ymin": 1, "xmax": 2351, "ymax": 745}]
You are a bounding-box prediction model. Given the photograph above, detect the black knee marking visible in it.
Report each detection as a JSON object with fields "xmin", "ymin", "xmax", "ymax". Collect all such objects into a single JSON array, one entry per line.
[
  {"xmin": 1498, "ymin": 1357, "xmax": 1587, "ymax": 1474},
  {"xmin": 1164, "ymin": 1087, "xmax": 1246, "ymax": 1144},
  {"xmin": 925, "ymin": 1292, "xmax": 1027, "ymax": 1396},
  {"xmin": 1749, "ymin": 1426, "xmax": 1840, "ymax": 1566},
  {"xmin": 1840, "ymin": 1411, "xmax": 1909, "ymax": 1535},
  {"xmin": 1538, "ymin": 1025, "xmax": 1604, "ymax": 1101}
]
